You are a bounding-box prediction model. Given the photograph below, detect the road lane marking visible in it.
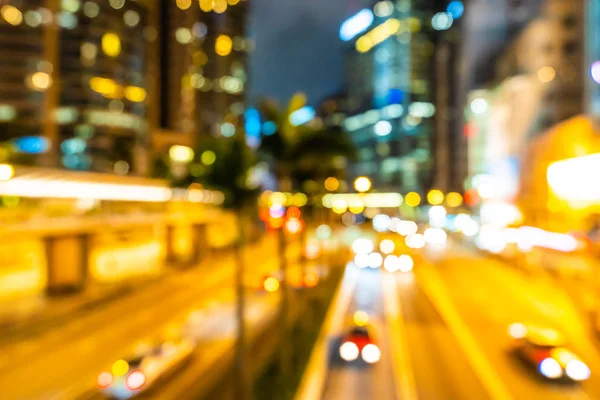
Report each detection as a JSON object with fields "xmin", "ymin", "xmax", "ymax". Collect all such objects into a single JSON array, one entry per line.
[
  {"xmin": 382, "ymin": 272, "xmax": 418, "ymax": 400},
  {"xmin": 294, "ymin": 263, "xmax": 359, "ymax": 400},
  {"xmin": 417, "ymin": 263, "xmax": 514, "ymax": 400}
]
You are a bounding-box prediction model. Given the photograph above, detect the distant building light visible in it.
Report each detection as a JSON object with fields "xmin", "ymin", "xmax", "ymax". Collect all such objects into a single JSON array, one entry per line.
[
  {"xmin": 221, "ymin": 122, "xmax": 236, "ymax": 137},
  {"xmin": 591, "ymin": 61, "xmax": 600, "ymax": 84},
  {"xmin": 176, "ymin": 27, "xmax": 192, "ymax": 44},
  {"xmin": 470, "ymin": 97, "xmax": 488, "ymax": 114},
  {"xmin": 245, "ymin": 108, "xmax": 261, "ymax": 137},
  {"xmin": 102, "ymin": 32, "xmax": 121, "ymax": 57},
  {"xmin": 355, "ymin": 18, "xmax": 401, "ymax": 53},
  {"xmin": 262, "ymin": 121, "xmax": 277, "ymax": 136},
  {"xmin": 374, "ymin": 120, "xmax": 392, "ymax": 136},
  {"xmin": 13, "ymin": 136, "xmax": 50, "ymax": 154},
  {"xmin": 387, "ymin": 88, "xmax": 404, "ymax": 104},
  {"xmin": 83, "ymin": 1, "xmax": 100, "ymax": 18},
  {"xmin": 447, "ymin": 1, "xmax": 464, "ymax": 19},
  {"xmin": 0, "ymin": 105, "xmax": 17, "ymax": 122},
  {"xmin": 409, "ymin": 102, "xmax": 436, "ymax": 118},
  {"xmin": 537, "ymin": 66, "xmax": 556, "ymax": 83},
  {"xmin": 289, "ymin": 106, "xmax": 316, "ymax": 126},
  {"xmin": 61, "ymin": 138, "xmax": 87, "ymax": 154},
  {"xmin": 1, "ymin": 5, "xmax": 23, "ymax": 26},
  {"xmin": 374, "ymin": 1, "xmax": 394, "ymax": 18},
  {"xmin": 169, "ymin": 145, "xmax": 194, "ymax": 163},
  {"xmin": 215, "ymin": 34, "xmax": 233, "ymax": 56},
  {"xmin": 432, "ymin": 12, "xmax": 453, "ymax": 31},
  {"xmin": 382, "ymin": 104, "xmax": 403, "ymax": 118},
  {"xmin": 62, "ymin": 153, "xmax": 92, "ymax": 170},
  {"xmin": 340, "ymin": 9, "xmax": 374, "ymax": 41}
]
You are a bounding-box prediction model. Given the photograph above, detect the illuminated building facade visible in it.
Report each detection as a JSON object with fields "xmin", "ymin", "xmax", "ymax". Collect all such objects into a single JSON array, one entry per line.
[
  {"xmin": 463, "ymin": 0, "xmax": 585, "ymax": 203},
  {"xmin": 154, "ymin": 0, "xmax": 250, "ymax": 157},
  {"xmin": 0, "ymin": 0, "xmax": 154, "ymax": 175},
  {"xmin": 587, "ymin": 0, "xmax": 600, "ymax": 123},
  {"xmin": 341, "ymin": 0, "xmax": 443, "ymax": 192}
]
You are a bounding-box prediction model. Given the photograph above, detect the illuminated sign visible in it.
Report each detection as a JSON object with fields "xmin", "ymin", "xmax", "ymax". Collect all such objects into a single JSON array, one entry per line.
[
  {"xmin": 547, "ymin": 153, "xmax": 600, "ymax": 202},
  {"xmin": 340, "ymin": 9, "xmax": 374, "ymax": 41}
]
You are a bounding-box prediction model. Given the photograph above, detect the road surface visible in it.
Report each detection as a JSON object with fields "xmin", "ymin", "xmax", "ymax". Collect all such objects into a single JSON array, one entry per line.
[
  {"xmin": 419, "ymin": 238, "xmax": 600, "ymax": 399},
  {"xmin": 0, "ymin": 235, "xmax": 300, "ymax": 400},
  {"xmin": 321, "ymin": 268, "xmax": 396, "ymax": 400}
]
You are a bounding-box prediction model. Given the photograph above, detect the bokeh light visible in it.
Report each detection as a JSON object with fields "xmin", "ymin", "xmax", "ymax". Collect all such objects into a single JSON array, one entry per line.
[
  {"xmin": 102, "ymin": 33, "xmax": 121, "ymax": 57},
  {"xmin": 325, "ymin": 177, "xmax": 339, "ymax": 191},
  {"xmin": 537, "ymin": 66, "xmax": 556, "ymax": 83},
  {"xmin": 405, "ymin": 192, "xmax": 421, "ymax": 207},
  {"xmin": 215, "ymin": 35, "xmax": 233, "ymax": 56},
  {"xmin": 354, "ymin": 176, "xmax": 372, "ymax": 192},
  {"xmin": 380, "ymin": 239, "xmax": 395, "ymax": 254},
  {"xmin": 1, "ymin": 5, "xmax": 23, "ymax": 26},
  {"xmin": 591, "ymin": 61, "xmax": 600, "ymax": 84},
  {"xmin": 446, "ymin": 192, "xmax": 463, "ymax": 207},
  {"xmin": 427, "ymin": 189, "xmax": 444, "ymax": 205}
]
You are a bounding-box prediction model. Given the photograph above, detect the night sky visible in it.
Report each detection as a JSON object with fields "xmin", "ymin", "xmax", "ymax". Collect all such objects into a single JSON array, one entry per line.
[{"xmin": 249, "ymin": 0, "xmax": 372, "ymax": 107}]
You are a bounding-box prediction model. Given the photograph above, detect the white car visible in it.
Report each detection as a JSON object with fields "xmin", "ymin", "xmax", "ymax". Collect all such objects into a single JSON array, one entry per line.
[
  {"xmin": 509, "ymin": 323, "xmax": 591, "ymax": 382},
  {"xmin": 97, "ymin": 338, "xmax": 195, "ymax": 399}
]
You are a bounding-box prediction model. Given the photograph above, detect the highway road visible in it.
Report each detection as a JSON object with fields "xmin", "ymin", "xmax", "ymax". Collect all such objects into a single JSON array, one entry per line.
[
  {"xmin": 418, "ymin": 238, "xmax": 600, "ymax": 399},
  {"xmin": 315, "ymin": 226, "xmax": 600, "ymax": 400},
  {"xmin": 321, "ymin": 268, "xmax": 397, "ymax": 400},
  {"xmin": 0, "ymin": 234, "xmax": 300, "ymax": 400},
  {"xmin": 392, "ymin": 270, "xmax": 489, "ymax": 400}
]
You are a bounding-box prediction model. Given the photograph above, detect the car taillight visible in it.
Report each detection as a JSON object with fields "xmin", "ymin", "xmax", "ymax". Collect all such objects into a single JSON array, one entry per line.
[
  {"xmin": 126, "ymin": 370, "xmax": 146, "ymax": 391},
  {"xmin": 97, "ymin": 371, "xmax": 113, "ymax": 388}
]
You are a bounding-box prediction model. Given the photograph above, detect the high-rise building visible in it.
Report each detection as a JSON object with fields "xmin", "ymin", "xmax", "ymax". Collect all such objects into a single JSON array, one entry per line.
[
  {"xmin": 0, "ymin": 0, "xmax": 155, "ymax": 175},
  {"xmin": 341, "ymin": 0, "xmax": 444, "ymax": 192},
  {"xmin": 153, "ymin": 0, "xmax": 251, "ymax": 160},
  {"xmin": 463, "ymin": 0, "xmax": 585, "ymax": 204},
  {"xmin": 587, "ymin": 0, "xmax": 600, "ymax": 124}
]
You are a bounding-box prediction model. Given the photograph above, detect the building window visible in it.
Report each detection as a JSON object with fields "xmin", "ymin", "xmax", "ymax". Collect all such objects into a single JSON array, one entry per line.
[
  {"xmin": 562, "ymin": 15, "xmax": 577, "ymax": 29},
  {"xmin": 563, "ymin": 41, "xmax": 578, "ymax": 56}
]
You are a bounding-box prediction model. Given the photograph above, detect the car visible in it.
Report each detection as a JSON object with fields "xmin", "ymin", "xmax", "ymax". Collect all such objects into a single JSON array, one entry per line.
[
  {"xmin": 509, "ymin": 323, "xmax": 591, "ymax": 382},
  {"xmin": 97, "ymin": 337, "xmax": 195, "ymax": 399},
  {"xmin": 338, "ymin": 324, "xmax": 381, "ymax": 364}
]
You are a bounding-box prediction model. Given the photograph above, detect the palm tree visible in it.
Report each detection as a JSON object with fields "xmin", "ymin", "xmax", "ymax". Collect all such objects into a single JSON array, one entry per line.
[
  {"xmin": 257, "ymin": 95, "xmax": 357, "ymax": 391},
  {"xmin": 177, "ymin": 135, "xmax": 258, "ymax": 400}
]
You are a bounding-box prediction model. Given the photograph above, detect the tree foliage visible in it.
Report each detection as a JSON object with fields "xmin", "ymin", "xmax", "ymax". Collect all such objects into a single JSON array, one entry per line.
[{"xmin": 257, "ymin": 97, "xmax": 357, "ymax": 191}]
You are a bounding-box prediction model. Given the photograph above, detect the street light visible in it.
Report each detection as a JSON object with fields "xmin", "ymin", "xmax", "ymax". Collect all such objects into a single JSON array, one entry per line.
[{"xmin": 354, "ymin": 176, "xmax": 372, "ymax": 193}]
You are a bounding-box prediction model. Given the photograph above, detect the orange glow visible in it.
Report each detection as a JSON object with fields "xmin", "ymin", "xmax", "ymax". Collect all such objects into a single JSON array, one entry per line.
[
  {"xmin": 304, "ymin": 272, "xmax": 319, "ymax": 287},
  {"xmin": 286, "ymin": 206, "xmax": 301, "ymax": 219},
  {"xmin": 464, "ymin": 189, "xmax": 480, "ymax": 206},
  {"xmin": 538, "ymin": 66, "xmax": 556, "ymax": 83},
  {"xmin": 264, "ymin": 277, "xmax": 280, "ymax": 292},
  {"xmin": 446, "ymin": 192, "xmax": 463, "ymax": 207},
  {"xmin": 268, "ymin": 216, "xmax": 284, "ymax": 229},
  {"xmin": 259, "ymin": 207, "xmax": 270, "ymax": 221},
  {"xmin": 325, "ymin": 177, "xmax": 340, "ymax": 191}
]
